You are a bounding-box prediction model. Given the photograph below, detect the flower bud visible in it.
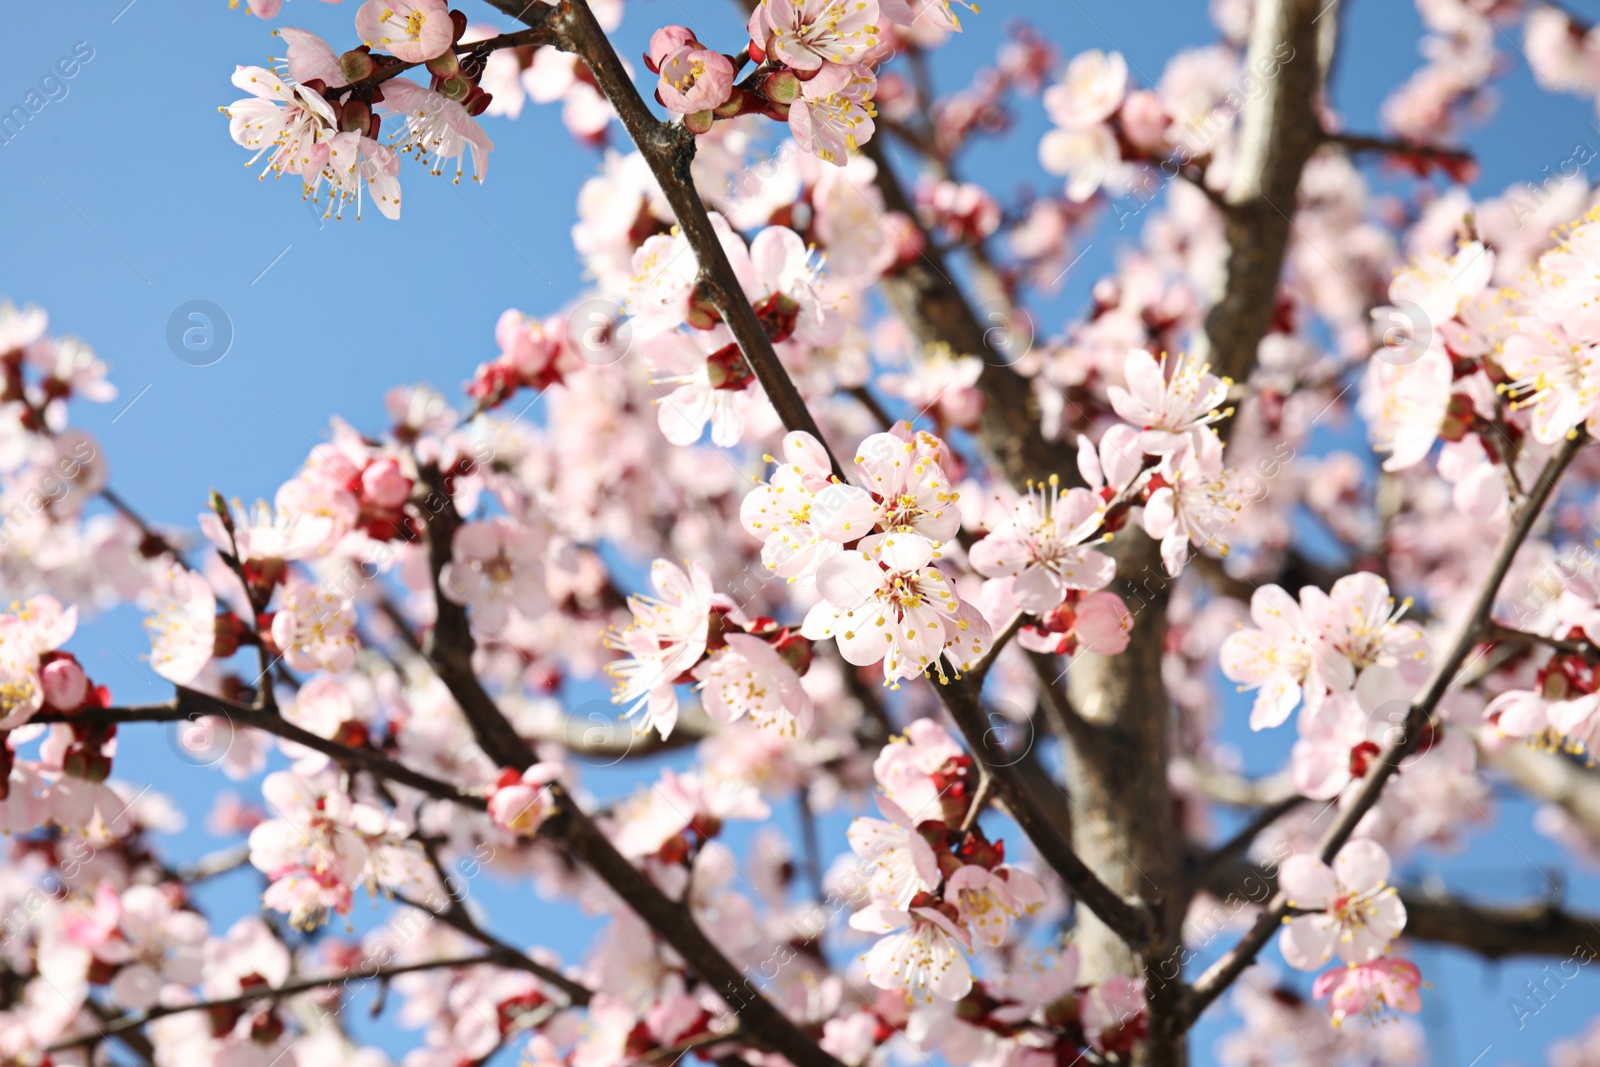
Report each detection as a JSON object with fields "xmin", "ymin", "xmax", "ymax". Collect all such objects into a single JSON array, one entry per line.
[
  {"xmin": 684, "ymin": 108, "xmax": 715, "ymax": 134},
  {"xmin": 646, "ymin": 25, "xmax": 700, "ymax": 73},
  {"xmin": 763, "ymin": 69, "xmax": 801, "ymax": 104},
  {"xmin": 41, "ymin": 658, "xmax": 89, "ymax": 712},
  {"xmin": 208, "ymin": 489, "xmax": 233, "ymax": 532},
  {"xmin": 714, "ymin": 87, "xmax": 745, "ymax": 118},
  {"xmin": 426, "ymin": 49, "xmax": 461, "ymax": 78},
  {"xmin": 340, "ymin": 98, "xmax": 373, "ymax": 134},
  {"xmin": 361, "ymin": 458, "xmax": 413, "ymax": 509},
  {"xmin": 339, "ymin": 48, "xmax": 377, "ymax": 84}
]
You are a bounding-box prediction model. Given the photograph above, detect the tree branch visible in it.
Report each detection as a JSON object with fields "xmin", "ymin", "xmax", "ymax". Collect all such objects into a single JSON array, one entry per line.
[
  {"xmin": 1196, "ymin": 0, "xmax": 1335, "ymax": 385},
  {"xmin": 1399, "ymin": 887, "xmax": 1600, "ymax": 960},
  {"xmin": 53, "ymin": 954, "xmax": 503, "ymax": 1051},
  {"xmin": 478, "ymin": 0, "xmax": 1157, "ymax": 957},
  {"xmin": 1185, "ymin": 433, "xmax": 1588, "ymax": 1024},
  {"xmin": 1202, "ymin": 861, "xmax": 1600, "ymax": 962},
  {"xmin": 1483, "ymin": 737, "xmax": 1600, "ymax": 845}
]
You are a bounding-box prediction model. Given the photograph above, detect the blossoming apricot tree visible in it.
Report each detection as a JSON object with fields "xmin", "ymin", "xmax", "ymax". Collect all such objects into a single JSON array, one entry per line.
[{"xmin": 8, "ymin": 0, "xmax": 1600, "ymax": 1064}]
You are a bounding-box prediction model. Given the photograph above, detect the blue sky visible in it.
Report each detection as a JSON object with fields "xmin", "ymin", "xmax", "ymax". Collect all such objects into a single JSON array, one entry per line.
[{"xmin": 5, "ymin": 0, "xmax": 1600, "ymax": 1063}]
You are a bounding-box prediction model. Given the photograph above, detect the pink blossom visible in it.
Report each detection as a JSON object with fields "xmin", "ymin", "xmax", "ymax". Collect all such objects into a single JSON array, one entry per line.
[
  {"xmin": 692, "ymin": 632, "xmax": 814, "ymax": 735},
  {"xmin": 1220, "ymin": 585, "xmax": 1316, "ymax": 730},
  {"xmin": 1108, "ymin": 349, "xmax": 1232, "ymax": 462},
  {"xmin": 802, "ymin": 533, "xmax": 990, "ymax": 686},
  {"xmin": 276, "ymin": 27, "xmax": 345, "ymax": 87},
  {"xmin": 808, "ymin": 428, "xmax": 962, "ymax": 547},
  {"xmin": 1312, "ymin": 958, "xmax": 1423, "ymax": 1024},
  {"xmin": 142, "ymin": 566, "xmax": 218, "ymax": 686},
  {"xmin": 749, "ymin": 0, "xmax": 884, "ymax": 71},
  {"xmin": 969, "ymin": 475, "xmax": 1115, "ymax": 614},
  {"xmin": 355, "ymin": 0, "xmax": 454, "ymax": 63},
  {"xmin": 740, "ymin": 430, "xmax": 845, "ymax": 582},
  {"xmin": 645, "ymin": 325, "xmax": 762, "ymax": 447},
  {"xmin": 1498, "ymin": 325, "xmax": 1600, "ymax": 445},
  {"xmin": 789, "ymin": 63, "xmax": 879, "ymax": 164},
  {"xmin": 872, "ymin": 717, "xmax": 965, "ymax": 818},
  {"xmin": 646, "ymin": 26, "xmax": 701, "ymax": 71},
  {"xmin": 846, "ymin": 794, "xmax": 941, "ymax": 907},
  {"xmin": 379, "ymin": 79, "xmax": 494, "ymax": 184},
  {"xmin": 1141, "ymin": 449, "xmax": 1242, "ymax": 577},
  {"xmin": 656, "ymin": 46, "xmax": 736, "ymax": 116},
  {"xmin": 852, "ymin": 903, "xmax": 973, "ymax": 1003},
  {"xmin": 440, "ymin": 517, "xmax": 549, "ymax": 629},
  {"xmin": 223, "ymin": 65, "xmax": 336, "ymax": 179},
  {"xmin": 1039, "ymin": 122, "xmax": 1126, "ymax": 202},
  {"xmin": 611, "ymin": 769, "xmax": 770, "ymax": 857},
  {"xmin": 249, "ymin": 770, "xmax": 422, "ymax": 929},
  {"xmin": 604, "ymin": 559, "xmax": 714, "ymax": 738},
  {"xmin": 1043, "ymin": 50, "xmax": 1129, "ymax": 129},
  {"xmin": 1279, "ymin": 839, "xmax": 1406, "ymax": 970},
  {"xmin": 944, "ymin": 864, "xmax": 1044, "ymax": 947},
  {"xmin": 487, "ymin": 763, "xmax": 564, "ymax": 836},
  {"xmin": 270, "ymin": 580, "xmax": 359, "ymax": 673}
]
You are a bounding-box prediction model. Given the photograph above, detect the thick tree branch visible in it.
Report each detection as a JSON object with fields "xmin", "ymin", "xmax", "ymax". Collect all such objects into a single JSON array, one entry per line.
[
  {"xmin": 1197, "ymin": 0, "xmax": 1334, "ymax": 385},
  {"xmin": 62, "ymin": 693, "xmax": 489, "ymax": 806},
  {"xmin": 1185, "ymin": 433, "xmax": 1587, "ymax": 1024},
  {"xmin": 1399, "ymin": 888, "xmax": 1600, "ymax": 960},
  {"xmin": 1324, "ymin": 131, "xmax": 1474, "ymax": 171},
  {"xmin": 1203, "ymin": 861, "xmax": 1600, "ymax": 961},
  {"xmin": 857, "ymin": 137, "xmax": 1067, "ymax": 489},
  {"xmin": 418, "ymin": 461, "xmax": 539, "ymax": 769},
  {"xmin": 1483, "ymin": 737, "xmax": 1600, "ymax": 845}
]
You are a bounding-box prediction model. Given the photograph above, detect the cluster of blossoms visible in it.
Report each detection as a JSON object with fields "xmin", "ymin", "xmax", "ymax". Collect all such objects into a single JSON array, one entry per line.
[
  {"xmin": 603, "ymin": 557, "xmax": 816, "ymax": 738},
  {"xmin": 223, "ymin": 1, "xmax": 494, "ymax": 218},
  {"xmin": 1484, "ymin": 554, "xmax": 1600, "ymax": 754},
  {"xmin": 739, "ymin": 426, "xmax": 996, "ymax": 688},
  {"xmin": 841, "ymin": 719, "xmax": 1145, "ymax": 1057},
  {"xmin": 1220, "ymin": 572, "xmax": 1432, "ymax": 799},
  {"xmin": 0, "ymin": 596, "xmax": 125, "ymax": 836},
  {"xmin": 1277, "ymin": 840, "xmax": 1416, "ymax": 1024},
  {"xmin": 25, "ymin": 0, "xmax": 1600, "ymax": 1060}
]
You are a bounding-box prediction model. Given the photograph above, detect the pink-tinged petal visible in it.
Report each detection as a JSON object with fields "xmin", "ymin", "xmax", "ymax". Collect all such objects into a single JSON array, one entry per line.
[
  {"xmin": 836, "ymin": 605, "xmax": 895, "ymax": 666},
  {"xmin": 1121, "ymin": 348, "xmax": 1166, "ymax": 412},
  {"xmin": 1077, "ymin": 434, "xmax": 1105, "ymax": 488},
  {"xmin": 1058, "ymin": 547, "xmax": 1117, "ymax": 592},
  {"xmin": 1142, "ymin": 487, "xmax": 1176, "ymax": 538},
  {"xmin": 1099, "ymin": 424, "xmax": 1144, "ymax": 488},
  {"xmin": 1278, "ymin": 855, "xmax": 1336, "ymax": 908},
  {"xmin": 1290, "ymin": 738, "xmax": 1350, "ymax": 800},
  {"xmin": 1333, "ymin": 839, "xmax": 1390, "ymax": 893},
  {"xmin": 817, "ymin": 553, "xmax": 881, "ymax": 609},
  {"xmin": 855, "ymin": 431, "xmax": 916, "ymax": 494},
  {"xmin": 968, "ymin": 533, "xmax": 1031, "ymax": 580},
  {"xmin": 811, "ymin": 483, "xmax": 879, "ymax": 542},
  {"xmin": 658, "ymin": 383, "xmax": 713, "ymax": 445},
  {"xmin": 1012, "ymin": 564, "xmax": 1068, "ymax": 614},
  {"xmin": 1548, "ymin": 693, "xmax": 1600, "ymax": 736},
  {"xmin": 1279, "ymin": 914, "xmax": 1339, "ymax": 971},
  {"xmin": 1485, "ymin": 689, "xmax": 1547, "ymax": 736},
  {"xmin": 278, "ymin": 27, "xmax": 346, "ymax": 87},
  {"xmin": 1075, "ymin": 592, "xmax": 1133, "ymax": 655},
  {"xmin": 871, "ymin": 533, "xmax": 936, "ymax": 573},
  {"xmin": 1249, "ymin": 585, "xmax": 1302, "ymax": 637},
  {"xmin": 850, "ymin": 905, "xmax": 910, "ymax": 935},
  {"xmin": 1248, "ymin": 677, "xmax": 1303, "ymax": 731}
]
